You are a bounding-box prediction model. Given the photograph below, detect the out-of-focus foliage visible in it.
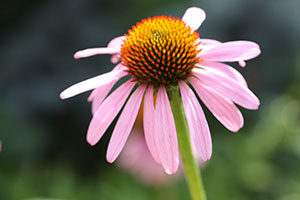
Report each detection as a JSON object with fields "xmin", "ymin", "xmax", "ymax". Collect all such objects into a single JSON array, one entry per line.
[{"xmin": 1, "ymin": 0, "xmax": 300, "ymax": 199}]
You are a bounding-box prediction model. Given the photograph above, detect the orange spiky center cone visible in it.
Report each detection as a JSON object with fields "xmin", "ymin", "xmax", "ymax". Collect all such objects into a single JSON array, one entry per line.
[{"xmin": 120, "ymin": 16, "xmax": 201, "ymax": 85}]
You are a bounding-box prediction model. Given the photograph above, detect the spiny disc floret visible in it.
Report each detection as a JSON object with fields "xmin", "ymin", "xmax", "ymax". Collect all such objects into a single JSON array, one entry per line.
[{"xmin": 120, "ymin": 16, "xmax": 201, "ymax": 85}]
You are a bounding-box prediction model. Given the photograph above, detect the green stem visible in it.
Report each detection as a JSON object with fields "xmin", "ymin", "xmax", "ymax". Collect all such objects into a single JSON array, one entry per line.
[{"xmin": 168, "ymin": 85, "xmax": 207, "ymax": 200}]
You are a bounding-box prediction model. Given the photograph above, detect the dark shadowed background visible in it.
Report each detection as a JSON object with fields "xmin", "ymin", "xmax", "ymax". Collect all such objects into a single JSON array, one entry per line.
[{"xmin": 1, "ymin": 0, "xmax": 300, "ymax": 199}]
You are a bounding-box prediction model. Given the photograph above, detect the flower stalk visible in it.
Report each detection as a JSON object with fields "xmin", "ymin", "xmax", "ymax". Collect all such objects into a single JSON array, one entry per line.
[{"xmin": 168, "ymin": 85, "xmax": 206, "ymax": 200}]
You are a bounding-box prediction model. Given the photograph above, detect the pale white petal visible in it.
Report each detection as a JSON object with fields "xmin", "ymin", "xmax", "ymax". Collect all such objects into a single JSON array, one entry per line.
[
  {"xmin": 182, "ymin": 7, "xmax": 206, "ymax": 31},
  {"xmin": 60, "ymin": 69, "xmax": 127, "ymax": 99}
]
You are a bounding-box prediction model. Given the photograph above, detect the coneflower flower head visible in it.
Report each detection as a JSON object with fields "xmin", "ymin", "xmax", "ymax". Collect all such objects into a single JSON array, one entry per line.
[
  {"xmin": 121, "ymin": 16, "xmax": 201, "ymax": 85},
  {"xmin": 60, "ymin": 7, "xmax": 261, "ymax": 174}
]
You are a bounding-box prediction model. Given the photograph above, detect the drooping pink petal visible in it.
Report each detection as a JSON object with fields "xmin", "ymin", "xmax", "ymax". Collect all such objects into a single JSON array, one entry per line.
[
  {"xmin": 107, "ymin": 36, "xmax": 126, "ymax": 49},
  {"xmin": 90, "ymin": 81, "xmax": 116, "ymax": 114},
  {"xmin": 106, "ymin": 84, "xmax": 146, "ymax": 163},
  {"xmin": 197, "ymin": 61, "xmax": 247, "ymax": 87},
  {"xmin": 60, "ymin": 68, "xmax": 127, "ymax": 99},
  {"xmin": 189, "ymin": 76, "xmax": 244, "ymax": 132},
  {"xmin": 86, "ymin": 80, "xmax": 136, "ymax": 146},
  {"xmin": 200, "ymin": 41, "xmax": 261, "ymax": 63},
  {"xmin": 143, "ymin": 85, "xmax": 161, "ymax": 163},
  {"xmin": 179, "ymin": 81, "xmax": 212, "ymax": 161},
  {"xmin": 73, "ymin": 47, "xmax": 120, "ymax": 59},
  {"xmin": 87, "ymin": 88, "xmax": 98, "ymax": 102},
  {"xmin": 193, "ymin": 68, "xmax": 260, "ymax": 109},
  {"xmin": 155, "ymin": 86, "xmax": 179, "ymax": 174},
  {"xmin": 182, "ymin": 7, "xmax": 206, "ymax": 31}
]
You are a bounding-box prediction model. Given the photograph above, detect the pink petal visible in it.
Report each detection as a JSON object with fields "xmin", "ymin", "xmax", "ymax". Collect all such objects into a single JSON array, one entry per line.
[
  {"xmin": 155, "ymin": 86, "xmax": 179, "ymax": 174},
  {"xmin": 107, "ymin": 36, "xmax": 126, "ymax": 49},
  {"xmin": 143, "ymin": 85, "xmax": 161, "ymax": 163},
  {"xmin": 182, "ymin": 7, "xmax": 206, "ymax": 31},
  {"xmin": 189, "ymin": 76, "xmax": 244, "ymax": 132},
  {"xmin": 199, "ymin": 40, "xmax": 247, "ymax": 67},
  {"xmin": 197, "ymin": 61, "xmax": 247, "ymax": 87},
  {"xmin": 200, "ymin": 41, "xmax": 261, "ymax": 62},
  {"xmin": 86, "ymin": 80, "xmax": 136, "ymax": 146},
  {"xmin": 90, "ymin": 81, "xmax": 116, "ymax": 114},
  {"xmin": 73, "ymin": 47, "xmax": 120, "ymax": 59},
  {"xmin": 193, "ymin": 68, "xmax": 260, "ymax": 109},
  {"xmin": 60, "ymin": 68, "xmax": 127, "ymax": 99},
  {"xmin": 179, "ymin": 81, "xmax": 212, "ymax": 161},
  {"xmin": 106, "ymin": 84, "xmax": 146, "ymax": 163}
]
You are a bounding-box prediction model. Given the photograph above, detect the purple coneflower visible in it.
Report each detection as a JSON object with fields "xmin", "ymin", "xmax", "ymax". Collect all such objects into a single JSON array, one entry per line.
[{"xmin": 60, "ymin": 7, "xmax": 260, "ymax": 175}]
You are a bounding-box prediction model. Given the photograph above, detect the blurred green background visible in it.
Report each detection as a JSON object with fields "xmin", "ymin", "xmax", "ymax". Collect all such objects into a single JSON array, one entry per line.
[{"xmin": 1, "ymin": 0, "xmax": 300, "ymax": 199}]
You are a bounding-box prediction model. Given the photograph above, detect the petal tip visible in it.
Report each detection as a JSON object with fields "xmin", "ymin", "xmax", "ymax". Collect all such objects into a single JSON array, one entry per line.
[
  {"xmin": 59, "ymin": 88, "xmax": 76, "ymax": 100},
  {"xmin": 73, "ymin": 51, "xmax": 82, "ymax": 59},
  {"xmin": 252, "ymin": 104, "xmax": 260, "ymax": 110},
  {"xmin": 231, "ymin": 127, "xmax": 240, "ymax": 132},
  {"xmin": 106, "ymin": 153, "xmax": 117, "ymax": 163},
  {"xmin": 182, "ymin": 7, "xmax": 206, "ymax": 31},
  {"xmin": 203, "ymin": 149, "xmax": 213, "ymax": 162},
  {"xmin": 198, "ymin": 146, "xmax": 213, "ymax": 162},
  {"xmin": 247, "ymin": 96, "xmax": 260, "ymax": 110},
  {"xmin": 202, "ymin": 157, "xmax": 210, "ymax": 162},
  {"xmin": 59, "ymin": 91, "xmax": 68, "ymax": 99},
  {"xmin": 86, "ymin": 136, "xmax": 98, "ymax": 146},
  {"xmin": 164, "ymin": 168, "xmax": 176, "ymax": 175},
  {"xmin": 238, "ymin": 60, "xmax": 246, "ymax": 67},
  {"xmin": 106, "ymin": 156, "xmax": 114, "ymax": 163},
  {"xmin": 59, "ymin": 93, "xmax": 65, "ymax": 100},
  {"xmin": 187, "ymin": 7, "xmax": 206, "ymax": 17}
]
